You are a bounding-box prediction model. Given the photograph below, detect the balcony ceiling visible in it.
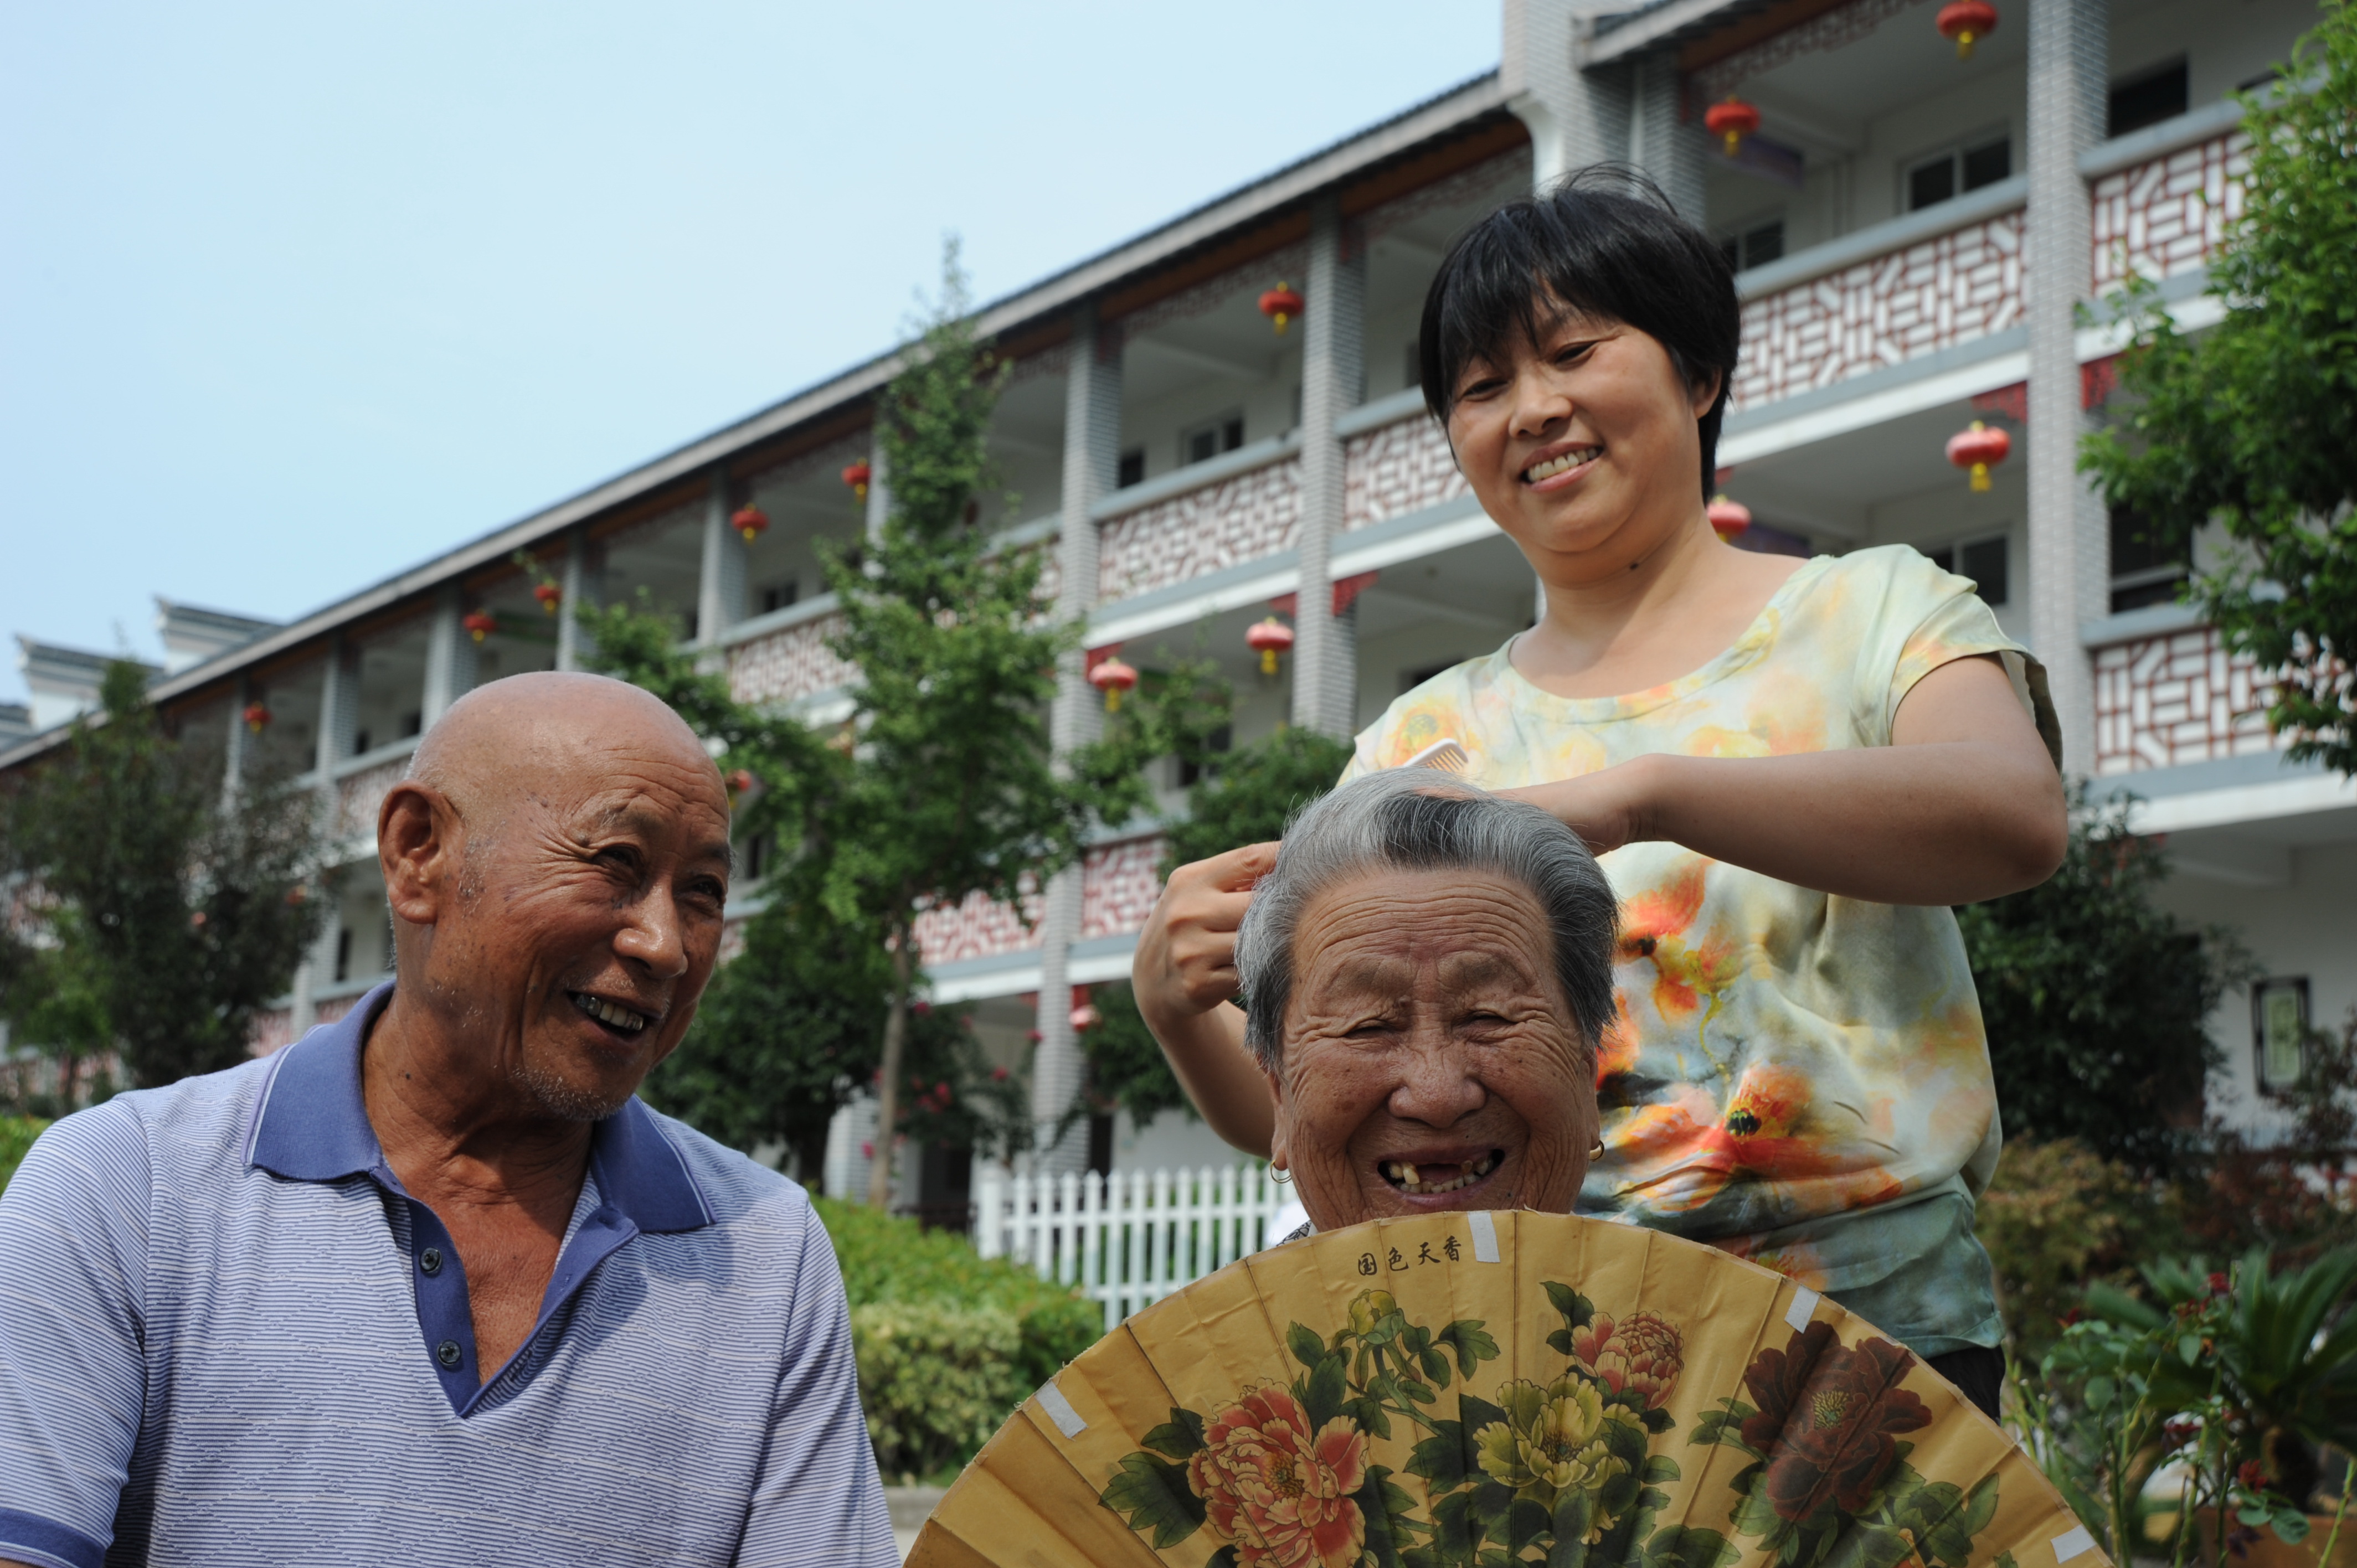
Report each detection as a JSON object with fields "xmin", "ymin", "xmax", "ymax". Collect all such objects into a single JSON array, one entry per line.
[{"xmin": 1737, "ymin": 4, "xmax": 2026, "ymax": 138}]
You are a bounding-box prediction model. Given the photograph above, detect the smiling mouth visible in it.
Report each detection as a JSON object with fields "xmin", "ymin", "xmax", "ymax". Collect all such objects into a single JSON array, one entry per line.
[
  {"xmin": 1523, "ymin": 446, "xmax": 1600, "ymax": 483},
  {"xmin": 569, "ymin": 991, "xmax": 652, "ymax": 1035},
  {"xmin": 1381, "ymin": 1151, "xmax": 1502, "ymax": 1196}
]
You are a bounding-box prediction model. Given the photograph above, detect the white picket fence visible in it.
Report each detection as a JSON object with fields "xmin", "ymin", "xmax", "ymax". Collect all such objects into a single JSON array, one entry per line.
[{"xmin": 974, "ymin": 1164, "xmax": 1293, "ymax": 1330}]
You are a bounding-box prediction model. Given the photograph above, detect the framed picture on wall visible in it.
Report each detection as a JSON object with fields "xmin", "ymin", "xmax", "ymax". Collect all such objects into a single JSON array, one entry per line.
[{"xmin": 2252, "ymin": 977, "xmax": 2310, "ymax": 1092}]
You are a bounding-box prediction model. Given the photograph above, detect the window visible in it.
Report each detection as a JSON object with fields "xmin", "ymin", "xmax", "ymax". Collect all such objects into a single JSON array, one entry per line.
[
  {"xmin": 1403, "ymin": 341, "xmax": 1422, "ymax": 395},
  {"xmin": 1181, "ymin": 412, "xmax": 1244, "ymax": 466},
  {"xmin": 1117, "ymin": 448, "xmax": 1145, "ymax": 488},
  {"xmin": 334, "ymin": 927, "xmax": 353, "ymax": 984},
  {"xmin": 1906, "ymin": 137, "xmax": 2010, "ymax": 212},
  {"xmin": 1178, "ymin": 724, "xmax": 1232, "ymax": 789},
  {"xmin": 2109, "ymin": 59, "xmax": 2189, "ymax": 137},
  {"xmin": 1717, "ymin": 218, "xmax": 1785, "ymax": 273},
  {"xmin": 2109, "ymin": 503, "xmax": 2188, "ymax": 612},
  {"xmin": 1927, "ymin": 534, "xmax": 2010, "ymax": 607},
  {"xmin": 2252, "ymin": 977, "xmax": 2310, "ymax": 1092},
  {"xmin": 758, "ymin": 580, "xmax": 799, "ymax": 615}
]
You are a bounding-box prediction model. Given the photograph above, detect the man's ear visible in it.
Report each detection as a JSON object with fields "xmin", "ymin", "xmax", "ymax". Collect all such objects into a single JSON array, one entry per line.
[{"xmin": 379, "ymin": 782, "xmax": 459, "ymax": 928}]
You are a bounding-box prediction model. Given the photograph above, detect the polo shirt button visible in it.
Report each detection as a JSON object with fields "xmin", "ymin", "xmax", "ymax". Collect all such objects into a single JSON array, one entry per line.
[
  {"xmin": 419, "ymin": 1247, "xmax": 443, "ymax": 1276},
  {"xmin": 435, "ymin": 1340, "xmax": 462, "ymax": 1369}
]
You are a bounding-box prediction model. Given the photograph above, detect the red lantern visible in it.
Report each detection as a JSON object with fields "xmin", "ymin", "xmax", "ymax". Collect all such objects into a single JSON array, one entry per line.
[
  {"xmin": 1705, "ymin": 97, "xmax": 1762, "ymax": 157},
  {"xmin": 1936, "ymin": 1, "xmax": 1998, "ymax": 59},
  {"xmin": 1946, "ymin": 420, "xmax": 2012, "ymax": 492},
  {"xmin": 842, "ymin": 461, "xmax": 872, "ymax": 501},
  {"xmin": 1706, "ymin": 494, "xmax": 1753, "ymax": 539},
  {"xmin": 1246, "ymin": 616, "xmax": 1295, "ymax": 675},
  {"xmin": 1088, "ymin": 654, "xmax": 1139, "ymax": 713},
  {"xmin": 242, "ymin": 701, "xmax": 271, "ymax": 733},
  {"xmin": 731, "ymin": 503, "xmax": 769, "ymax": 543},
  {"xmin": 1258, "ymin": 282, "xmax": 1305, "ymax": 336},
  {"xmin": 533, "ymin": 581, "xmax": 562, "ymax": 614},
  {"xmin": 723, "ymin": 767, "xmax": 755, "ymax": 798},
  {"xmin": 462, "ymin": 611, "xmax": 498, "ymax": 643}
]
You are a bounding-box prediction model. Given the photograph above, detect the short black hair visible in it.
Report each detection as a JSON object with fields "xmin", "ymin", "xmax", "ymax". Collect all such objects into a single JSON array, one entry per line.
[{"xmin": 1417, "ymin": 166, "xmax": 1740, "ymax": 501}]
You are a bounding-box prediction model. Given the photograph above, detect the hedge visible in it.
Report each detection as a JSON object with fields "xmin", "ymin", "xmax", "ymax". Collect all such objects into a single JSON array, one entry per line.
[{"xmin": 812, "ymin": 1195, "xmax": 1102, "ymax": 1482}]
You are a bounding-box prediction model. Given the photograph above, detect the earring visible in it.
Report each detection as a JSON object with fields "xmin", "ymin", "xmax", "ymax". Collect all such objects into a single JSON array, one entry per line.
[
  {"xmin": 1270, "ymin": 1167, "xmax": 1293, "ymax": 1185},
  {"xmin": 1588, "ymin": 1139, "xmax": 1605, "ymax": 1162}
]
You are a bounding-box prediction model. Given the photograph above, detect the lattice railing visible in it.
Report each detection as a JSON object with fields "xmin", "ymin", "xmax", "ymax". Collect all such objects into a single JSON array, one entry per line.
[
  {"xmin": 2091, "ymin": 128, "xmax": 2248, "ymax": 292},
  {"xmin": 2091, "ymin": 622, "xmax": 2282, "ymax": 775},
  {"xmin": 1733, "ymin": 204, "xmax": 2025, "ymax": 412}
]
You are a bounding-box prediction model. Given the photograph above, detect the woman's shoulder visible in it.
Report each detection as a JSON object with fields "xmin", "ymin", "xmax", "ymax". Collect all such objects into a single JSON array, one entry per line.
[{"xmin": 1796, "ymin": 543, "xmax": 1960, "ymax": 602}]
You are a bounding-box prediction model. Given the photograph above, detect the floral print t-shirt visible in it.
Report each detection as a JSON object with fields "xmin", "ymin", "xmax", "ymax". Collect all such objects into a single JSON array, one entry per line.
[{"xmin": 1342, "ymin": 545, "xmax": 2058, "ymax": 1357}]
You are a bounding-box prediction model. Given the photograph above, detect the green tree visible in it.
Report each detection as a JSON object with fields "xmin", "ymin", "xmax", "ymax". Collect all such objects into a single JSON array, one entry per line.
[
  {"xmin": 588, "ymin": 243, "xmax": 1166, "ymax": 1201},
  {"xmin": 1958, "ymin": 787, "xmax": 2248, "ymax": 1175},
  {"xmin": 1157, "ymin": 724, "xmax": 1356, "ymax": 871},
  {"xmin": 0, "ymin": 661, "xmax": 328, "ymax": 1089},
  {"xmin": 2081, "ymin": 1, "xmax": 2357, "ymax": 775}
]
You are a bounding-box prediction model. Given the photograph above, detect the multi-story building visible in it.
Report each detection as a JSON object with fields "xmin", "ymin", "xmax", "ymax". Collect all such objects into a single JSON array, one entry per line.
[{"xmin": 6, "ymin": 0, "xmax": 2349, "ymax": 1206}]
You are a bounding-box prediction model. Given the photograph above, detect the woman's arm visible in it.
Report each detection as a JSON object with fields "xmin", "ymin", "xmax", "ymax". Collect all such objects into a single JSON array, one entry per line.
[
  {"xmin": 1131, "ymin": 843, "xmax": 1277, "ymax": 1154},
  {"xmin": 1131, "ymin": 653, "xmax": 2066, "ymax": 1156},
  {"xmin": 1504, "ymin": 653, "xmax": 2066, "ymax": 904}
]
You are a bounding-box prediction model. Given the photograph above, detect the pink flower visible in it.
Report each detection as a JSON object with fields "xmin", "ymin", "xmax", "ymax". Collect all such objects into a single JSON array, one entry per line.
[
  {"xmin": 1187, "ymin": 1384, "xmax": 1367, "ymax": 1568},
  {"xmin": 1571, "ymin": 1310, "xmax": 1684, "ymax": 1410}
]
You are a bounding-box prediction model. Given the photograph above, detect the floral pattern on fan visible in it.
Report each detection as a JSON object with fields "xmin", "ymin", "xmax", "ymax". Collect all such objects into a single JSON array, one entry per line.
[{"xmin": 1097, "ymin": 1283, "xmax": 2014, "ymax": 1568}]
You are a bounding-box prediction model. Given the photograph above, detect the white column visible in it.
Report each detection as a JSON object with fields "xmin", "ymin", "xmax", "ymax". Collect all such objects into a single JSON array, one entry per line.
[
  {"xmin": 697, "ymin": 468, "xmax": 745, "ymax": 667},
  {"xmin": 295, "ymin": 637, "xmax": 357, "ymax": 1033},
  {"xmin": 1294, "ymin": 195, "xmax": 1365, "ymax": 740},
  {"xmin": 1630, "ymin": 54, "xmax": 1706, "ymax": 223},
  {"xmin": 1032, "ymin": 303, "xmax": 1122, "ymax": 1177},
  {"xmin": 554, "ymin": 525, "xmax": 596, "ymax": 672},
  {"xmin": 420, "ymin": 583, "xmax": 476, "ymax": 730},
  {"xmin": 2027, "ymin": 0, "xmax": 2108, "ymax": 771},
  {"xmin": 1502, "ymin": 0, "xmax": 1629, "ymax": 188},
  {"xmin": 863, "ymin": 431, "xmax": 891, "ymax": 549},
  {"xmin": 221, "ymin": 674, "xmax": 249, "ymax": 807}
]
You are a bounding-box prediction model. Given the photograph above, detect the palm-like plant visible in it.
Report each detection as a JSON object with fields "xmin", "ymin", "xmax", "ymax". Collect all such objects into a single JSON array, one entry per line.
[{"xmin": 2088, "ymin": 1250, "xmax": 2357, "ymax": 1511}]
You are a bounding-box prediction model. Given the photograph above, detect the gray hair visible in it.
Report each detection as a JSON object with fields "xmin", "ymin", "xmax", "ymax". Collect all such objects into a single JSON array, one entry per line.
[{"xmin": 1234, "ymin": 768, "xmax": 1620, "ymax": 1072}]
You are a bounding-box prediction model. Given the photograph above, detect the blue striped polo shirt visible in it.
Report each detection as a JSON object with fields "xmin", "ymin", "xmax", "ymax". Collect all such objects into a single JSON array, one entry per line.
[{"xmin": 0, "ymin": 982, "xmax": 896, "ymax": 1567}]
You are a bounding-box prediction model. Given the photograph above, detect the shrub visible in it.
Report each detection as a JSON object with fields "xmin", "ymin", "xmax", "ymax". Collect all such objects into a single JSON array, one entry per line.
[
  {"xmin": 0, "ymin": 1118, "xmax": 45, "ymax": 1195},
  {"xmin": 853, "ymin": 1301, "xmax": 1026, "ymax": 1480},
  {"xmin": 813, "ymin": 1196, "xmax": 1102, "ymax": 1480},
  {"xmin": 1975, "ymin": 1137, "xmax": 2166, "ymax": 1358}
]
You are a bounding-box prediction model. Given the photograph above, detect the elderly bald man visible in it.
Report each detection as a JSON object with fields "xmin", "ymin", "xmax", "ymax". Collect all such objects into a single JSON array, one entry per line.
[{"xmin": 0, "ymin": 673, "xmax": 896, "ymax": 1568}]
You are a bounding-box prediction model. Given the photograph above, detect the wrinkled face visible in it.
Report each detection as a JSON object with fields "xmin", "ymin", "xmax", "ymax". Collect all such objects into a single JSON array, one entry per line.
[
  {"xmin": 1267, "ymin": 869, "xmax": 1598, "ymax": 1230},
  {"xmin": 1444, "ymin": 303, "xmax": 1716, "ymax": 580},
  {"xmin": 425, "ymin": 737, "xmax": 732, "ymax": 1121}
]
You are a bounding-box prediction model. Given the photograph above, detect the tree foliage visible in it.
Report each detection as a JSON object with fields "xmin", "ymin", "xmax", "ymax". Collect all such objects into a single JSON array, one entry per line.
[
  {"xmin": 0, "ymin": 662, "xmax": 327, "ymax": 1092},
  {"xmin": 586, "ymin": 243, "xmax": 1172, "ymax": 1196},
  {"xmin": 1157, "ymin": 724, "xmax": 1356, "ymax": 874},
  {"xmin": 2081, "ymin": 1, "xmax": 2357, "ymax": 774},
  {"xmin": 1958, "ymin": 787, "xmax": 2249, "ymax": 1175}
]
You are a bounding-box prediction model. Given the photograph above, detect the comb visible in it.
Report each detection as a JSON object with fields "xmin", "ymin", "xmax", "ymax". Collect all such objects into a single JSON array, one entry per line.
[{"xmin": 1399, "ymin": 737, "xmax": 1470, "ymax": 773}]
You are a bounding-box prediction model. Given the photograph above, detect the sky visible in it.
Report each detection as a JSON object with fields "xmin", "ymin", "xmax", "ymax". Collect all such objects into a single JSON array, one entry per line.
[{"xmin": 0, "ymin": 1, "xmax": 1500, "ymax": 704}]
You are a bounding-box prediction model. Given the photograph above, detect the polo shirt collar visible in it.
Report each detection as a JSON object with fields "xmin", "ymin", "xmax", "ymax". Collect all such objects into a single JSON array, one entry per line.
[{"xmin": 245, "ymin": 979, "xmax": 713, "ymax": 1235}]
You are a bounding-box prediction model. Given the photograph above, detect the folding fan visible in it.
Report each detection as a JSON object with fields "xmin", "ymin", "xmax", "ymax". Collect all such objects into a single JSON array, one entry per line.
[{"xmin": 907, "ymin": 1209, "xmax": 2109, "ymax": 1568}]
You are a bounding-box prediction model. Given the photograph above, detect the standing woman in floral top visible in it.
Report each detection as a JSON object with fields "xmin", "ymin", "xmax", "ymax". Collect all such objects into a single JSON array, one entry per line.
[{"xmin": 1130, "ymin": 170, "xmax": 2066, "ymax": 1420}]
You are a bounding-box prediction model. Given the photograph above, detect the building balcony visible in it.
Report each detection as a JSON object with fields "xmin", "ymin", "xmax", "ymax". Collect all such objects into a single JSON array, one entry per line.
[
  {"xmin": 2088, "ymin": 604, "xmax": 2282, "ymax": 778},
  {"xmin": 1726, "ymin": 100, "xmax": 2248, "ymax": 426}
]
